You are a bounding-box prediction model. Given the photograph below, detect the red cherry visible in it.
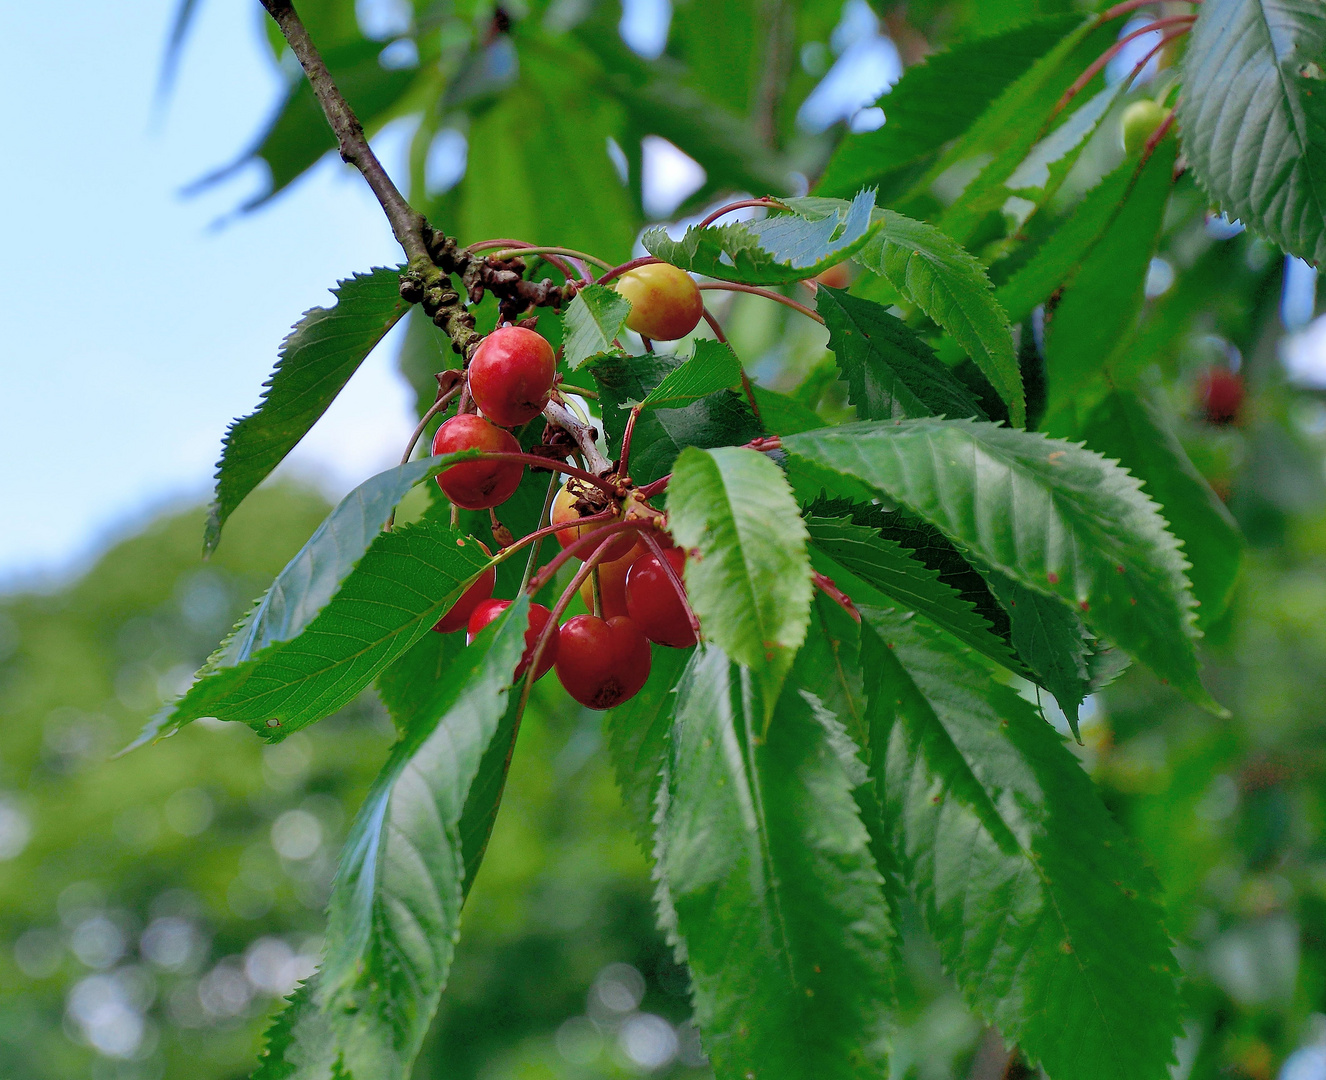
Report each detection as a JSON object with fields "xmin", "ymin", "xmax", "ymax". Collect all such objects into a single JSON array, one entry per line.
[
  {"xmin": 1199, "ymin": 368, "xmax": 1244, "ymax": 425},
  {"xmin": 555, "ymin": 615, "xmax": 652, "ymax": 709},
  {"xmin": 432, "ymin": 541, "xmax": 495, "ymax": 634},
  {"xmin": 614, "ymin": 264, "xmax": 704, "ymax": 341},
  {"xmin": 468, "ymin": 326, "xmax": 557, "ymax": 427},
  {"xmin": 551, "ymin": 480, "xmax": 635, "ymax": 561},
  {"xmin": 466, "ymin": 599, "xmax": 559, "ymax": 681},
  {"xmin": 625, "ymin": 548, "xmax": 696, "ymax": 648},
  {"xmin": 578, "ymin": 541, "xmax": 646, "ymax": 618},
  {"xmin": 431, "ymin": 414, "xmax": 524, "ymax": 509}
]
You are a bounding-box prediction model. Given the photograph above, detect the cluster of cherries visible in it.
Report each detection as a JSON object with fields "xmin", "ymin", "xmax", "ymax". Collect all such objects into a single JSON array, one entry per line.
[{"xmin": 426, "ymin": 262, "xmax": 706, "ymax": 711}]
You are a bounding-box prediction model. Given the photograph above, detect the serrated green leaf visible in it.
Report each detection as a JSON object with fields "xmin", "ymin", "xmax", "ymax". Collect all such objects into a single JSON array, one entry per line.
[
  {"xmin": 859, "ymin": 606, "xmax": 1180, "ymax": 1080},
  {"xmin": 752, "ymin": 385, "xmax": 827, "ymax": 434},
  {"xmin": 816, "ymin": 15, "xmax": 1083, "ymax": 198},
  {"xmin": 855, "ymin": 212, "xmax": 1023, "ymax": 426},
  {"xmin": 1179, "ymin": 0, "xmax": 1326, "ymax": 264},
  {"xmin": 138, "ymin": 518, "xmax": 495, "ymax": 746},
  {"xmin": 638, "ymin": 339, "xmax": 743, "ymax": 411},
  {"xmin": 590, "ymin": 353, "xmax": 760, "ymax": 484},
  {"xmin": 657, "ymin": 645, "xmax": 895, "ymax": 1080},
  {"xmin": 251, "ymin": 603, "xmax": 529, "ymax": 1080},
  {"xmin": 805, "ymin": 515, "xmax": 1017, "ymax": 672},
  {"xmin": 561, "ymin": 284, "xmax": 632, "ymax": 369},
  {"xmin": 668, "ymin": 447, "xmax": 812, "ymax": 719},
  {"xmin": 1081, "ymin": 390, "xmax": 1243, "ymax": 628},
  {"xmin": 642, "ymin": 190, "xmax": 881, "ymax": 285},
  {"xmin": 604, "ymin": 646, "xmax": 691, "ymax": 851},
  {"xmin": 206, "ymin": 267, "xmax": 409, "ymax": 554},
  {"xmin": 782, "ymin": 419, "xmax": 1220, "ymax": 711},
  {"xmin": 818, "ymin": 286, "xmax": 985, "ymax": 421},
  {"xmin": 1006, "ymin": 80, "xmax": 1126, "ymax": 192},
  {"xmin": 1043, "ymin": 139, "xmax": 1178, "ymax": 426}
]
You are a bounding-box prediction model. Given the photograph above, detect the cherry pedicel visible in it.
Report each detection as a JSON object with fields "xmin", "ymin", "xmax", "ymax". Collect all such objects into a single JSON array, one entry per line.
[
  {"xmin": 432, "ymin": 540, "xmax": 495, "ymax": 634},
  {"xmin": 467, "ymin": 326, "xmax": 558, "ymax": 428},
  {"xmin": 552, "ymin": 479, "xmax": 636, "ymax": 561},
  {"xmin": 625, "ymin": 547, "xmax": 696, "ymax": 648},
  {"xmin": 614, "ymin": 263, "xmax": 704, "ymax": 341},
  {"xmin": 467, "ymin": 599, "xmax": 559, "ymax": 681},
  {"xmin": 579, "ymin": 541, "xmax": 646, "ymax": 619},
  {"xmin": 555, "ymin": 614, "xmax": 652, "ymax": 709},
  {"xmin": 431, "ymin": 414, "xmax": 524, "ymax": 509}
]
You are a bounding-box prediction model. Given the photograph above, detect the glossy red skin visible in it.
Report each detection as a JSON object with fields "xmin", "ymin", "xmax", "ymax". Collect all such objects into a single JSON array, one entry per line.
[
  {"xmin": 615, "ymin": 264, "xmax": 704, "ymax": 341},
  {"xmin": 1199, "ymin": 369, "xmax": 1244, "ymax": 425},
  {"xmin": 431, "ymin": 414, "xmax": 524, "ymax": 509},
  {"xmin": 625, "ymin": 548, "xmax": 696, "ymax": 648},
  {"xmin": 551, "ymin": 483, "xmax": 635, "ymax": 561},
  {"xmin": 468, "ymin": 327, "xmax": 557, "ymax": 427},
  {"xmin": 579, "ymin": 543, "xmax": 645, "ymax": 618},
  {"xmin": 555, "ymin": 615, "xmax": 652, "ymax": 709},
  {"xmin": 466, "ymin": 599, "xmax": 558, "ymax": 681},
  {"xmin": 433, "ymin": 541, "xmax": 495, "ymax": 634}
]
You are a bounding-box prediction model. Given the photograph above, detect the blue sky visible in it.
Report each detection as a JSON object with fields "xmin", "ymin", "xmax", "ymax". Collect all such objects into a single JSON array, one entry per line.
[{"xmin": 1, "ymin": 2, "xmax": 417, "ymax": 587}]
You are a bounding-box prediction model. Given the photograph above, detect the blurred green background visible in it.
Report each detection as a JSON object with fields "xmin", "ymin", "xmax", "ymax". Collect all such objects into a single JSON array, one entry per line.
[{"xmin": 4, "ymin": 1, "xmax": 1326, "ymax": 1079}]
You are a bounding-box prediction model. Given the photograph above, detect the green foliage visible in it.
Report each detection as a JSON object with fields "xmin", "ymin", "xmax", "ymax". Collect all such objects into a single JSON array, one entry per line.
[
  {"xmin": 860, "ymin": 607, "xmax": 1181, "ymax": 1080},
  {"xmin": 560, "ymin": 285, "xmax": 632, "ymax": 369},
  {"xmin": 667, "ymin": 447, "xmax": 812, "ymax": 718},
  {"xmin": 1179, "ymin": 0, "xmax": 1326, "ymax": 264},
  {"xmin": 206, "ymin": 268, "xmax": 409, "ymax": 554},
  {"xmin": 656, "ymin": 646, "xmax": 895, "ymax": 1080},
  {"xmin": 637, "ymin": 340, "xmax": 744, "ymax": 411},
  {"xmin": 783, "ymin": 419, "xmax": 1215, "ymax": 709}
]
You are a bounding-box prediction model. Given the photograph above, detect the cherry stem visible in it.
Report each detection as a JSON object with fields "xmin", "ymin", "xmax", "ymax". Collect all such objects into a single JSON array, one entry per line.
[
  {"xmin": 812, "ymin": 571, "xmax": 861, "ymax": 624},
  {"xmin": 699, "ymin": 281, "xmax": 826, "ymax": 324},
  {"xmin": 383, "ymin": 386, "xmax": 462, "ymax": 531},
  {"xmin": 701, "ymin": 307, "xmax": 763, "ymax": 426},
  {"xmin": 1141, "ymin": 106, "xmax": 1179, "ymax": 160},
  {"xmin": 696, "ymin": 197, "xmax": 790, "ymax": 230},
  {"xmin": 1099, "ymin": 0, "xmax": 1199, "ymax": 21},
  {"xmin": 466, "ymin": 239, "xmax": 582, "ymax": 283},
  {"xmin": 527, "ymin": 519, "xmax": 641, "ymax": 595},
  {"xmin": 1054, "ymin": 15, "xmax": 1195, "ymax": 117},
  {"xmin": 518, "ymin": 473, "xmax": 562, "ymax": 595},
  {"xmin": 637, "ymin": 474, "xmax": 670, "ymax": 499},
  {"xmin": 619, "ymin": 406, "xmax": 643, "ymax": 476},
  {"xmin": 639, "ymin": 530, "xmax": 701, "ymax": 641},
  {"xmin": 597, "ymin": 256, "xmax": 662, "ymax": 286},
  {"xmin": 487, "ymin": 245, "xmax": 612, "ymax": 273},
  {"xmin": 474, "ymin": 452, "xmax": 619, "ymax": 498},
  {"xmin": 1124, "ymin": 28, "xmax": 1187, "ymax": 87}
]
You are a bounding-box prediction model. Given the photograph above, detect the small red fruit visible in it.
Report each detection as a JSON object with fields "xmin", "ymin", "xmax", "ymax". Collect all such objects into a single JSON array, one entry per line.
[
  {"xmin": 579, "ymin": 541, "xmax": 646, "ymax": 618},
  {"xmin": 468, "ymin": 326, "xmax": 557, "ymax": 427},
  {"xmin": 555, "ymin": 614, "xmax": 652, "ymax": 709},
  {"xmin": 466, "ymin": 599, "xmax": 559, "ymax": 681},
  {"xmin": 551, "ymin": 479, "xmax": 636, "ymax": 561},
  {"xmin": 1198, "ymin": 368, "xmax": 1244, "ymax": 424},
  {"xmin": 433, "ymin": 540, "xmax": 495, "ymax": 634},
  {"xmin": 814, "ymin": 262, "xmax": 852, "ymax": 289},
  {"xmin": 614, "ymin": 263, "xmax": 704, "ymax": 341},
  {"xmin": 431, "ymin": 414, "xmax": 524, "ymax": 509},
  {"xmin": 625, "ymin": 547, "xmax": 696, "ymax": 648}
]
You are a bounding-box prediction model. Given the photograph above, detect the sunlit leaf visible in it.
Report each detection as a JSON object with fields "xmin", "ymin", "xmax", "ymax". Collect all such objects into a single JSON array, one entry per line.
[
  {"xmin": 561, "ymin": 284, "xmax": 631, "ymax": 369},
  {"xmin": 638, "ymin": 340, "xmax": 743, "ymax": 411}
]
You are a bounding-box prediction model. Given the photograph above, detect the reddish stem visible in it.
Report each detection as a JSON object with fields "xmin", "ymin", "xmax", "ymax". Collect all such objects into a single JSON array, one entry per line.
[
  {"xmin": 639, "ymin": 529, "xmax": 702, "ymax": 641},
  {"xmin": 695, "ymin": 198, "xmax": 789, "ymax": 230},
  {"xmin": 469, "ymin": 452, "xmax": 618, "ymax": 497},
  {"xmin": 1123, "ymin": 27, "xmax": 1188, "ymax": 86},
  {"xmin": 1141, "ymin": 106, "xmax": 1178, "ymax": 159},
  {"xmin": 1053, "ymin": 15, "xmax": 1195, "ymax": 116},
  {"xmin": 699, "ymin": 281, "xmax": 825, "ymax": 324},
  {"xmin": 636, "ymin": 474, "xmax": 670, "ymax": 500},
  {"xmin": 467, "ymin": 239, "xmax": 582, "ymax": 283},
  {"xmin": 527, "ymin": 519, "xmax": 641, "ymax": 594},
  {"xmin": 700, "ymin": 307, "xmax": 764, "ymax": 426},
  {"xmin": 812, "ymin": 572, "xmax": 861, "ymax": 624},
  {"xmin": 597, "ymin": 256, "xmax": 662, "ymax": 286},
  {"xmin": 1099, "ymin": 0, "xmax": 1199, "ymax": 21},
  {"xmin": 619, "ymin": 406, "xmax": 643, "ymax": 476}
]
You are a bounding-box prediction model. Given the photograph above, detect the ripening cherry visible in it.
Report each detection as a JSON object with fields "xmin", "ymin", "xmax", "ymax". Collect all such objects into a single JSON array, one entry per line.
[
  {"xmin": 555, "ymin": 614, "xmax": 652, "ymax": 709},
  {"xmin": 614, "ymin": 263, "xmax": 704, "ymax": 341},
  {"xmin": 551, "ymin": 480, "xmax": 636, "ymax": 561},
  {"xmin": 1121, "ymin": 99, "xmax": 1169, "ymax": 156},
  {"xmin": 431, "ymin": 414, "xmax": 524, "ymax": 510},
  {"xmin": 466, "ymin": 599, "xmax": 559, "ymax": 681},
  {"xmin": 1198, "ymin": 368, "xmax": 1244, "ymax": 425},
  {"xmin": 625, "ymin": 547, "xmax": 696, "ymax": 648},
  {"xmin": 578, "ymin": 541, "xmax": 646, "ymax": 618},
  {"xmin": 432, "ymin": 540, "xmax": 495, "ymax": 634},
  {"xmin": 468, "ymin": 326, "xmax": 557, "ymax": 427}
]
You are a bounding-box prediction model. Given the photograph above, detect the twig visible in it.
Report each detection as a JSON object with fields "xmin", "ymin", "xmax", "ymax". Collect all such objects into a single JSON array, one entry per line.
[
  {"xmin": 638, "ymin": 530, "xmax": 701, "ymax": 641},
  {"xmin": 699, "ymin": 281, "xmax": 825, "ymax": 324},
  {"xmin": 542, "ymin": 399, "xmax": 612, "ymax": 474}
]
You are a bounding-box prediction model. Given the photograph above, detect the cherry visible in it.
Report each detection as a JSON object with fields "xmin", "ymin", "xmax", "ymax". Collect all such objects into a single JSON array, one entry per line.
[
  {"xmin": 433, "ymin": 540, "xmax": 494, "ymax": 634},
  {"xmin": 814, "ymin": 262, "xmax": 852, "ymax": 289},
  {"xmin": 578, "ymin": 541, "xmax": 646, "ymax": 619},
  {"xmin": 555, "ymin": 614, "xmax": 652, "ymax": 709},
  {"xmin": 551, "ymin": 479, "xmax": 636, "ymax": 561},
  {"xmin": 1121, "ymin": 99, "xmax": 1169, "ymax": 156},
  {"xmin": 625, "ymin": 547, "xmax": 696, "ymax": 648},
  {"xmin": 466, "ymin": 599, "xmax": 559, "ymax": 681},
  {"xmin": 614, "ymin": 263, "xmax": 704, "ymax": 341},
  {"xmin": 431, "ymin": 414, "xmax": 524, "ymax": 510},
  {"xmin": 1198, "ymin": 368, "xmax": 1244, "ymax": 424},
  {"xmin": 468, "ymin": 326, "xmax": 557, "ymax": 427}
]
